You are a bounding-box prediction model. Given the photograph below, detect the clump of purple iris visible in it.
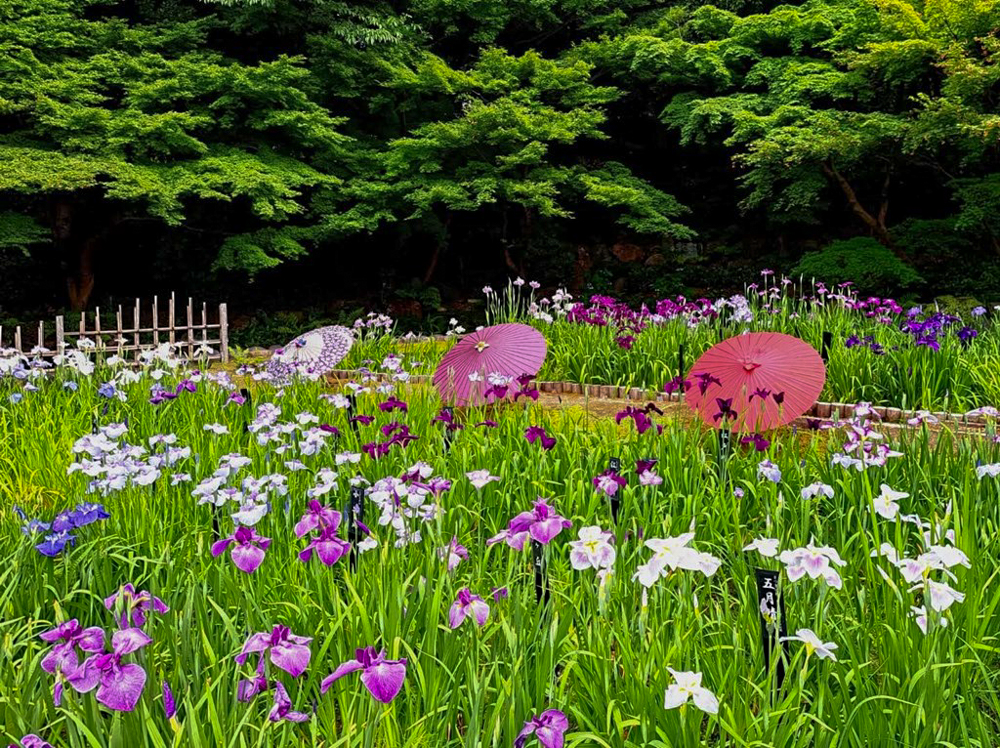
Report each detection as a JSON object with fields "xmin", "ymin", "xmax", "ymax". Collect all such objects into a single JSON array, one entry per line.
[
  {"xmin": 13, "ymin": 735, "xmax": 53, "ymax": 748},
  {"xmin": 39, "ymin": 619, "xmax": 105, "ymax": 705},
  {"xmin": 524, "ymin": 426, "xmax": 556, "ymax": 451},
  {"xmin": 515, "ymin": 709, "xmax": 569, "ymax": 748},
  {"xmin": 433, "ymin": 408, "xmax": 464, "ymax": 433},
  {"xmin": 449, "ymin": 588, "xmax": 490, "ymax": 629},
  {"xmin": 489, "ymin": 498, "xmax": 571, "ymax": 548},
  {"xmin": 513, "ymin": 373, "xmax": 540, "ymax": 401},
  {"xmin": 362, "ymin": 423, "xmax": 419, "ymax": 460},
  {"xmin": 66, "ymin": 628, "xmax": 153, "ymax": 712},
  {"xmin": 321, "ymin": 646, "xmax": 407, "ymax": 704},
  {"xmin": 104, "ymin": 584, "xmax": 169, "ymax": 629},
  {"xmin": 741, "ymin": 433, "xmax": 771, "ymax": 452},
  {"xmin": 295, "ymin": 501, "xmax": 351, "ymax": 567},
  {"xmin": 592, "ymin": 469, "xmax": 627, "ymax": 497},
  {"xmin": 211, "ymin": 525, "xmax": 271, "ymax": 574},
  {"xmin": 615, "ymin": 403, "xmax": 662, "ymax": 434}
]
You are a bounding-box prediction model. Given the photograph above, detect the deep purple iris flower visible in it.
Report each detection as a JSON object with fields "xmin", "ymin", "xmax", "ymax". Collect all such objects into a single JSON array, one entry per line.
[
  {"xmin": 67, "ymin": 628, "xmax": 152, "ymax": 712},
  {"xmin": 349, "ymin": 414, "xmax": 374, "ymax": 426},
  {"xmin": 741, "ymin": 433, "xmax": 771, "ymax": 452},
  {"xmin": 663, "ymin": 375, "xmax": 691, "ymax": 395},
  {"xmin": 52, "ymin": 503, "xmax": 109, "ymax": 532},
  {"xmin": 227, "ymin": 390, "xmax": 247, "ymax": 406},
  {"xmin": 236, "ymin": 625, "xmax": 312, "ymax": 679},
  {"xmin": 269, "ymin": 682, "xmax": 310, "ymax": 723},
  {"xmin": 294, "ymin": 500, "xmax": 340, "ymax": 538},
  {"xmin": 211, "ymin": 526, "xmax": 271, "ymax": 574},
  {"xmin": 695, "ymin": 372, "xmax": 722, "ymax": 395},
  {"xmin": 297, "ymin": 506, "xmax": 351, "ymax": 567},
  {"xmin": 514, "ymin": 374, "xmax": 540, "ymax": 401},
  {"xmin": 320, "ymin": 423, "xmax": 340, "ymax": 437},
  {"xmin": 485, "ymin": 383, "xmax": 509, "ymax": 400},
  {"xmin": 524, "ymin": 426, "xmax": 556, "ymax": 451},
  {"xmin": 772, "ymin": 391, "xmax": 785, "ymax": 406},
  {"xmin": 749, "ymin": 387, "xmax": 771, "ymax": 401},
  {"xmin": 21, "ymin": 518, "xmax": 51, "ymax": 535},
  {"xmin": 477, "ymin": 420, "xmax": 498, "ymax": 428},
  {"xmin": 149, "ymin": 388, "xmax": 178, "ymax": 405},
  {"xmin": 321, "ymin": 646, "xmax": 407, "ymax": 704},
  {"xmin": 636, "ymin": 459, "xmax": 657, "ymax": 474},
  {"xmin": 713, "ymin": 397, "xmax": 737, "ymax": 423},
  {"xmin": 378, "ymin": 397, "xmax": 408, "ymax": 412},
  {"xmin": 175, "ymin": 379, "xmax": 196, "ymax": 394},
  {"xmin": 433, "ymin": 408, "xmax": 464, "ymax": 432},
  {"xmin": 104, "ymin": 584, "xmax": 169, "ymax": 629},
  {"xmin": 162, "ymin": 680, "xmax": 177, "ymax": 719},
  {"xmin": 514, "ymin": 709, "xmax": 569, "ymax": 748}
]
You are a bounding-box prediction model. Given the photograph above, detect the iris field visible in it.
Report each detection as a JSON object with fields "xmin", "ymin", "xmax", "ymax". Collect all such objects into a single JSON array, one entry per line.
[{"xmin": 3, "ymin": 277, "xmax": 1000, "ymax": 747}]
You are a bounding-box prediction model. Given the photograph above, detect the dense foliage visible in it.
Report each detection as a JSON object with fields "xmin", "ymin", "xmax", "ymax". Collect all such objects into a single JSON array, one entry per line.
[{"xmin": 3, "ymin": 0, "xmax": 1000, "ymax": 314}]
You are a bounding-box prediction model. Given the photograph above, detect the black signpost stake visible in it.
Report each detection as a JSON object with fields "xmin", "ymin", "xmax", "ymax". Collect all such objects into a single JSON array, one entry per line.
[
  {"xmin": 532, "ymin": 540, "xmax": 548, "ymax": 605},
  {"xmin": 608, "ymin": 457, "xmax": 622, "ymax": 523},
  {"xmin": 754, "ymin": 568, "xmax": 788, "ymax": 694},
  {"xmin": 717, "ymin": 428, "xmax": 732, "ymax": 486},
  {"xmin": 347, "ymin": 392, "xmax": 358, "ymax": 435},
  {"xmin": 678, "ymin": 344, "xmax": 686, "ymax": 381},
  {"xmin": 347, "ymin": 484, "xmax": 365, "ymax": 570},
  {"xmin": 821, "ymin": 331, "xmax": 833, "ymax": 363},
  {"xmin": 442, "ymin": 406, "xmax": 454, "ymax": 452}
]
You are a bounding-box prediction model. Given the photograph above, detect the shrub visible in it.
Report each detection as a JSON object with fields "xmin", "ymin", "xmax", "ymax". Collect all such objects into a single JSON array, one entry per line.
[{"xmin": 792, "ymin": 237, "xmax": 923, "ymax": 295}]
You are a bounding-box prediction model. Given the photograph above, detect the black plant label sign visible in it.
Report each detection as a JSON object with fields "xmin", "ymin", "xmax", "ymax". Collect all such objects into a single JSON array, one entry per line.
[
  {"xmin": 754, "ymin": 568, "xmax": 788, "ymax": 689},
  {"xmin": 347, "ymin": 484, "xmax": 365, "ymax": 569},
  {"xmin": 347, "ymin": 392, "xmax": 358, "ymax": 433},
  {"xmin": 821, "ymin": 331, "xmax": 833, "ymax": 362},
  {"xmin": 532, "ymin": 540, "xmax": 549, "ymax": 605},
  {"xmin": 678, "ymin": 343, "xmax": 686, "ymax": 381},
  {"xmin": 608, "ymin": 457, "xmax": 622, "ymax": 522},
  {"xmin": 442, "ymin": 406, "xmax": 454, "ymax": 452}
]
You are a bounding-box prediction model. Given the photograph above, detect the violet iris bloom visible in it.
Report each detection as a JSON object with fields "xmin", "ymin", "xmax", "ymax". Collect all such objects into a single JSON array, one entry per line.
[
  {"xmin": 592, "ymin": 470, "xmax": 627, "ymax": 497},
  {"xmin": 713, "ymin": 398, "xmax": 736, "ymax": 423},
  {"xmin": 772, "ymin": 391, "xmax": 785, "ymax": 406},
  {"xmin": 524, "ymin": 426, "xmax": 556, "ymax": 451},
  {"xmin": 508, "ymin": 499, "xmax": 571, "ymax": 545},
  {"xmin": 514, "ymin": 709, "xmax": 569, "ymax": 748},
  {"xmin": 694, "ymin": 372, "xmax": 722, "ymax": 395},
  {"xmin": 476, "ymin": 420, "xmax": 498, "ymax": 428},
  {"xmin": 749, "ymin": 387, "xmax": 771, "ymax": 401},
  {"xmin": 39, "ymin": 619, "xmax": 105, "ymax": 704},
  {"xmin": 176, "ymin": 379, "xmax": 197, "ymax": 393},
  {"xmin": 238, "ymin": 662, "xmax": 268, "ymax": 702},
  {"xmin": 162, "ymin": 680, "xmax": 177, "ymax": 719},
  {"xmin": 236, "ymin": 625, "xmax": 312, "ymax": 678},
  {"xmin": 294, "ymin": 500, "xmax": 341, "ymax": 538},
  {"xmin": 299, "ymin": 526, "xmax": 351, "ymax": 566},
  {"xmin": 104, "ymin": 583, "xmax": 169, "ymax": 629},
  {"xmin": 269, "ymin": 682, "xmax": 310, "ymax": 723},
  {"xmin": 69, "ymin": 628, "xmax": 152, "ymax": 712},
  {"xmin": 15, "ymin": 737, "xmax": 54, "ymax": 748},
  {"xmin": 449, "ymin": 588, "xmax": 490, "ymax": 629},
  {"xmin": 663, "ymin": 375, "xmax": 691, "ymax": 395},
  {"xmin": 741, "ymin": 433, "xmax": 770, "ymax": 452},
  {"xmin": 378, "ymin": 396, "xmax": 408, "ymax": 412},
  {"xmin": 635, "ymin": 459, "xmax": 657, "ymax": 474},
  {"xmin": 433, "ymin": 408, "xmax": 464, "ymax": 432},
  {"xmin": 439, "ymin": 536, "xmax": 468, "ymax": 571},
  {"xmin": 321, "ymin": 646, "xmax": 407, "ymax": 704},
  {"xmin": 227, "ymin": 390, "xmax": 247, "ymax": 406},
  {"xmin": 349, "ymin": 414, "xmax": 374, "ymax": 426},
  {"xmin": 513, "ymin": 374, "xmax": 540, "ymax": 401},
  {"xmin": 35, "ymin": 531, "xmax": 75, "ymax": 557},
  {"xmin": 211, "ymin": 526, "xmax": 271, "ymax": 574}
]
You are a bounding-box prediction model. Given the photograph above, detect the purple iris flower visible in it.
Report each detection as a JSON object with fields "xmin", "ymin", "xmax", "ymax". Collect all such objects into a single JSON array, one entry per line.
[
  {"xmin": 211, "ymin": 526, "xmax": 271, "ymax": 574},
  {"xmin": 749, "ymin": 387, "xmax": 771, "ymax": 401},
  {"xmin": 320, "ymin": 423, "xmax": 340, "ymax": 437},
  {"xmin": 663, "ymin": 375, "xmax": 691, "ymax": 395},
  {"xmin": 104, "ymin": 584, "xmax": 169, "ymax": 629},
  {"xmin": 694, "ymin": 372, "xmax": 722, "ymax": 395},
  {"xmin": 485, "ymin": 383, "xmax": 510, "ymax": 400},
  {"xmin": 592, "ymin": 470, "xmax": 627, "ymax": 497},
  {"xmin": 269, "ymin": 681, "xmax": 310, "ymax": 723},
  {"xmin": 149, "ymin": 388, "xmax": 178, "ymax": 405},
  {"xmin": 39, "ymin": 619, "xmax": 105, "ymax": 704},
  {"xmin": 514, "ymin": 374, "xmax": 540, "ymax": 401},
  {"xmin": 615, "ymin": 406, "xmax": 654, "ymax": 434},
  {"xmin": 175, "ymin": 379, "xmax": 196, "ymax": 394},
  {"xmin": 236, "ymin": 625, "xmax": 312, "ymax": 678},
  {"xmin": 236, "ymin": 626, "xmax": 312, "ymax": 678},
  {"xmin": 514, "ymin": 709, "xmax": 569, "ymax": 748},
  {"xmin": 68, "ymin": 628, "xmax": 152, "ymax": 712},
  {"xmin": 71, "ymin": 502, "xmax": 110, "ymax": 527},
  {"xmin": 298, "ymin": 525, "xmax": 351, "ymax": 567},
  {"xmin": 97, "ymin": 382, "xmax": 116, "ymax": 398},
  {"xmin": 958, "ymin": 326, "xmax": 978, "ymax": 343},
  {"xmin": 505, "ymin": 498, "xmax": 571, "ymax": 545},
  {"xmin": 294, "ymin": 500, "xmax": 341, "ymax": 538},
  {"xmin": 238, "ymin": 661, "xmax": 268, "ymax": 702},
  {"xmin": 378, "ymin": 397, "xmax": 408, "ymax": 412},
  {"xmin": 321, "ymin": 646, "xmax": 407, "ymax": 704},
  {"xmin": 14, "ymin": 736, "xmax": 54, "ymax": 748},
  {"xmin": 524, "ymin": 426, "xmax": 556, "ymax": 451},
  {"xmin": 772, "ymin": 391, "xmax": 785, "ymax": 406},
  {"xmin": 163, "ymin": 680, "xmax": 177, "ymax": 719},
  {"xmin": 492, "ymin": 586, "xmax": 509, "ymax": 602},
  {"xmin": 227, "ymin": 390, "xmax": 247, "ymax": 406},
  {"xmin": 21, "ymin": 518, "xmax": 51, "ymax": 535},
  {"xmin": 448, "ymin": 588, "xmax": 490, "ymax": 629},
  {"xmin": 636, "ymin": 459, "xmax": 657, "ymax": 474},
  {"xmin": 741, "ymin": 433, "xmax": 771, "ymax": 452},
  {"xmin": 433, "ymin": 408, "xmax": 464, "ymax": 432},
  {"xmin": 713, "ymin": 398, "xmax": 736, "ymax": 423},
  {"xmin": 35, "ymin": 531, "xmax": 75, "ymax": 557},
  {"xmin": 476, "ymin": 420, "xmax": 498, "ymax": 428},
  {"xmin": 350, "ymin": 414, "xmax": 375, "ymax": 426},
  {"xmin": 845, "ymin": 335, "xmax": 861, "ymax": 349}
]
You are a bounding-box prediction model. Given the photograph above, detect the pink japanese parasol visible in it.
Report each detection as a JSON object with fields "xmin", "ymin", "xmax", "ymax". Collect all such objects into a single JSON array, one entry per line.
[
  {"xmin": 433, "ymin": 323, "xmax": 547, "ymax": 406},
  {"xmin": 684, "ymin": 332, "xmax": 825, "ymax": 431}
]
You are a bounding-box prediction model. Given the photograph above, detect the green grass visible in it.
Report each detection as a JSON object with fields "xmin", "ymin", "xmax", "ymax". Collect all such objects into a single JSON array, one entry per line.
[{"xmin": 1, "ymin": 359, "xmax": 999, "ymax": 747}]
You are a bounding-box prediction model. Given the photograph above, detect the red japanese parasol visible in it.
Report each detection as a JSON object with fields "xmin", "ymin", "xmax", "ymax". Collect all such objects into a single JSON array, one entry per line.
[
  {"xmin": 684, "ymin": 332, "xmax": 825, "ymax": 431},
  {"xmin": 433, "ymin": 323, "xmax": 547, "ymax": 406}
]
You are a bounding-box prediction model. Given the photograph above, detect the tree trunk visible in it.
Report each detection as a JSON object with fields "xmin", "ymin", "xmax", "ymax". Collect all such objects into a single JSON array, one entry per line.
[
  {"xmin": 66, "ymin": 237, "xmax": 98, "ymax": 312},
  {"xmin": 422, "ymin": 214, "xmax": 450, "ymax": 285},
  {"xmin": 51, "ymin": 196, "xmax": 105, "ymax": 311},
  {"xmin": 822, "ymin": 162, "xmax": 908, "ymax": 261}
]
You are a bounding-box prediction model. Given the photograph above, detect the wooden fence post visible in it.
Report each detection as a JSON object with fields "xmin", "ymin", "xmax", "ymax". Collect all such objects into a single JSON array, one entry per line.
[
  {"xmin": 55, "ymin": 316, "xmax": 65, "ymax": 353},
  {"xmin": 219, "ymin": 303, "xmax": 229, "ymax": 363}
]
